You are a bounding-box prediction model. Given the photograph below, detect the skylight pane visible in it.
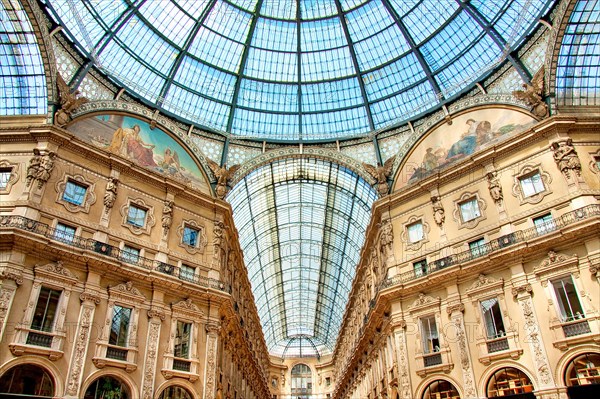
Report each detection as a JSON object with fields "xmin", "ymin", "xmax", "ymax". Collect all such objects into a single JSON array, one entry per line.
[
  {"xmin": 237, "ymin": 80, "xmax": 299, "ymax": 112},
  {"xmin": 260, "ymin": 0, "xmax": 296, "ymax": 20},
  {"xmin": 302, "ymin": 78, "xmax": 364, "ymax": 112},
  {"xmin": 302, "ymin": 107, "xmax": 370, "ymax": 139},
  {"xmin": 163, "ymin": 84, "xmax": 229, "ymax": 130},
  {"xmin": 189, "ymin": 27, "xmax": 245, "ymax": 72},
  {"xmin": 174, "ymin": 57, "xmax": 236, "ymax": 102},
  {"xmin": 402, "ymin": 0, "xmax": 459, "ymax": 44},
  {"xmin": 139, "ymin": 1, "xmax": 195, "ymax": 47},
  {"xmin": 252, "ymin": 19, "xmax": 296, "ymax": 52},
  {"xmin": 301, "ymin": 18, "xmax": 346, "ymax": 52},
  {"xmin": 301, "ymin": 0, "xmax": 337, "ymax": 20},
  {"xmin": 345, "ymin": 0, "xmax": 395, "ymax": 42},
  {"xmin": 203, "ymin": 1, "xmax": 252, "ymax": 43},
  {"xmin": 245, "ymin": 48, "xmax": 298, "ymax": 82},
  {"xmin": 354, "ymin": 24, "xmax": 409, "ymax": 70},
  {"xmin": 301, "ymin": 47, "xmax": 355, "ymax": 81},
  {"xmin": 173, "ymin": 0, "xmax": 211, "ymax": 19},
  {"xmin": 231, "ymin": 108, "xmax": 299, "ymax": 139},
  {"xmin": 370, "ymin": 81, "xmax": 438, "ymax": 128},
  {"xmin": 50, "ymin": 0, "xmax": 106, "ymax": 49}
]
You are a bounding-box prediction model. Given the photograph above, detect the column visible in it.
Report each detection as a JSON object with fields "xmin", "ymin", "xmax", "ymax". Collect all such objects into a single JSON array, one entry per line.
[
  {"xmin": 392, "ymin": 320, "xmax": 413, "ymax": 399},
  {"xmin": 0, "ymin": 271, "xmax": 22, "ymax": 342},
  {"xmin": 204, "ymin": 322, "xmax": 220, "ymax": 399},
  {"xmin": 64, "ymin": 291, "xmax": 101, "ymax": 398},
  {"xmin": 447, "ymin": 303, "xmax": 477, "ymax": 399},
  {"xmin": 141, "ymin": 308, "xmax": 165, "ymax": 399}
]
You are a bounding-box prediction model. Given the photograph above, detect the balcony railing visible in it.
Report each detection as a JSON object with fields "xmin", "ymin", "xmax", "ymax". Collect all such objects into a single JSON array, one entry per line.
[
  {"xmin": 172, "ymin": 358, "xmax": 191, "ymax": 372},
  {"xmin": 562, "ymin": 320, "xmax": 592, "ymax": 337},
  {"xmin": 486, "ymin": 337, "xmax": 510, "ymax": 353},
  {"xmin": 423, "ymin": 353, "xmax": 442, "ymax": 367},
  {"xmin": 0, "ymin": 215, "xmax": 229, "ymax": 292},
  {"xmin": 26, "ymin": 331, "xmax": 53, "ymax": 347},
  {"xmin": 106, "ymin": 346, "xmax": 128, "ymax": 361},
  {"xmin": 380, "ymin": 205, "xmax": 600, "ymax": 290}
]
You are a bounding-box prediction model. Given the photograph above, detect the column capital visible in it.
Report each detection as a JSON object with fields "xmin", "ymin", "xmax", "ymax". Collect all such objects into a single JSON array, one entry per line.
[
  {"xmin": 511, "ymin": 283, "xmax": 533, "ymax": 298},
  {"xmin": 206, "ymin": 322, "xmax": 221, "ymax": 334},
  {"xmin": 0, "ymin": 270, "xmax": 23, "ymax": 285},
  {"xmin": 147, "ymin": 308, "xmax": 166, "ymax": 321},
  {"xmin": 446, "ymin": 303, "xmax": 465, "ymax": 315},
  {"xmin": 79, "ymin": 291, "xmax": 101, "ymax": 305}
]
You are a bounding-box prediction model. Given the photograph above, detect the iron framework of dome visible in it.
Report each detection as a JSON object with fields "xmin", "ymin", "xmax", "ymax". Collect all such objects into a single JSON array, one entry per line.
[{"xmin": 41, "ymin": 0, "xmax": 554, "ymax": 142}]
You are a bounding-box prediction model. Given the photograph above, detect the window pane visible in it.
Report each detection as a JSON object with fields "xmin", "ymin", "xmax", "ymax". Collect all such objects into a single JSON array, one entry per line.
[
  {"xmin": 459, "ymin": 198, "xmax": 480, "ymax": 222},
  {"xmin": 414, "ymin": 259, "xmax": 427, "ymax": 277},
  {"xmin": 469, "ymin": 238, "xmax": 486, "ymax": 257},
  {"xmin": 180, "ymin": 264, "xmax": 195, "ymax": 282},
  {"xmin": 174, "ymin": 321, "xmax": 192, "ymax": 358},
  {"xmin": 0, "ymin": 169, "xmax": 11, "ymax": 189},
  {"xmin": 552, "ymin": 277, "xmax": 585, "ymax": 321},
  {"xmin": 421, "ymin": 316, "xmax": 439, "ymax": 354},
  {"xmin": 31, "ymin": 287, "xmax": 61, "ymax": 332},
  {"xmin": 534, "ymin": 213, "xmax": 555, "ymax": 235},
  {"xmin": 63, "ymin": 181, "xmax": 87, "ymax": 205},
  {"xmin": 110, "ymin": 305, "xmax": 132, "ymax": 347},
  {"xmin": 122, "ymin": 246, "xmax": 140, "ymax": 263},
  {"xmin": 481, "ymin": 298, "xmax": 505, "ymax": 339},
  {"xmin": 126, "ymin": 206, "xmax": 147, "ymax": 227},
  {"xmin": 520, "ymin": 172, "xmax": 545, "ymax": 197},
  {"xmin": 183, "ymin": 226, "xmax": 199, "ymax": 246},
  {"xmin": 54, "ymin": 223, "xmax": 76, "ymax": 242},
  {"xmin": 407, "ymin": 222, "xmax": 424, "ymax": 243}
]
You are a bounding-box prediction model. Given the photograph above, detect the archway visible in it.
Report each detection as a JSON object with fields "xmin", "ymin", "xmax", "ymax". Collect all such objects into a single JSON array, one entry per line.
[
  {"xmin": 84, "ymin": 375, "xmax": 131, "ymax": 399},
  {"xmin": 486, "ymin": 367, "xmax": 534, "ymax": 398},
  {"xmin": 422, "ymin": 379, "xmax": 460, "ymax": 399},
  {"xmin": 564, "ymin": 352, "xmax": 600, "ymax": 399},
  {"xmin": 291, "ymin": 363, "xmax": 312, "ymax": 398},
  {"xmin": 0, "ymin": 364, "xmax": 54, "ymax": 398},
  {"xmin": 158, "ymin": 385, "xmax": 194, "ymax": 399}
]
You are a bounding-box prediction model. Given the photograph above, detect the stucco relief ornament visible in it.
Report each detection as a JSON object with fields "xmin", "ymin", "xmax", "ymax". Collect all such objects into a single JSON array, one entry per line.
[
  {"xmin": 378, "ymin": 216, "xmax": 394, "ymax": 264},
  {"xmin": 26, "ymin": 149, "xmax": 42, "ymax": 188},
  {"xmin": 363, "ymin": 155, "xmax": 396, "ymax": 196},
  {"xmin": 551, "ymin": 139, "xmax": 582, "ymax": 180},
  {"xmin": 36, "ymin": 152, "xmax": 56, "ymax": 189},
  {"xmin": 66, "ymin": 306, "xmax": 93, "ymax": 396},
  {"xmin": 103, "ymin": 177, "xmax": 118, "ymax": 209},
  {"xmin": 207, "ymin": 159, "xmax": 241, "ymax": 199},
  {"xmin": 54, "ymin": 73, "xmax": 88, "ymax": 127},
  {"xmin": 512, "ymin": 67, "xmax": 548, "ymax": 119},
  {"xmin": 161, "ymin": 200, "xmax": 174, "ymax": 231},
  {"xmin": 487, "ymin": 171, "xmax": 503, "ymax": 204},
  {"xmin": 431, "ymin": 196, "xmax": 445, "ymax": 227}
]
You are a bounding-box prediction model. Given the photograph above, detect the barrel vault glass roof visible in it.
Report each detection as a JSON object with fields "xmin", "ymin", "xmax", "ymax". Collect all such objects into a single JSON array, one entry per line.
[
  {"xmin": 227, "ymin": 158, "xmax": 378, "ymax": 357},
  {"xmin": 42, "ymin": 0, "xmax": 554, "ymax": 141}
]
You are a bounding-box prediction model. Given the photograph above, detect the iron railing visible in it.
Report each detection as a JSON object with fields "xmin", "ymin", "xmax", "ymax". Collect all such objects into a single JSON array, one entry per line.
[
  {"xmin": 172, "ymin": 359, "xmax": 191, "ymax": 372},
  {"xmin": 486, "ymin": 337, "xmax": 510, "ymax": 353},
  {"xmin": 562, "ymin": 320, "xmax": 592, "ymax": 337},
  {"xmin": 0, "ymin": 215, "xmax": 229, "ymax": 292},
  {"xmin": 380, "ymin": 205, "xmax": 600, "ymax": 290},
  {"xmin": 423, "ymin": 353, "xmax": 442, "ymax": 367},
  {"xmin": 26, "ymin": 331, "xmax": 53, "ymax": 347},
  {"xmin": 106, "ymin": 346, "xmax": 128, "ymax": 361}
]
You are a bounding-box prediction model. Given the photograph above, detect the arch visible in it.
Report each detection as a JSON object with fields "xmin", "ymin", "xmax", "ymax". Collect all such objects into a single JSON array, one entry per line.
[
  {"xmin": 478, "ymin": 361, "xmax": 538, "ymax": 399},
  {"xmin": 415, "ymin": 375, "xmax": 464, "ymax": 399},
  {"xmin": 0, "ymin": 356, "xmax": 63, "ymax": 397},
  {"xmin": 554, "ymin": 345, "xmax": 600, "ymax": 384},
  {"xmin": 154, "ymin": 379, "xmax": 199, "ymax": 399},
  {"xmin": 0, "ymin": 363, "xmax": 55, "ymax": 397},
  {"xmin": 156, "ymin": 384, "xmax": 195, "ymax": 399},
  {"xmin": 82, "ymin": 370, "xmax": 138, "ymax": 399},
  {"xmin": 290, "ymin": 363, "xmax": 313, "ymax": 397},
  {"xmin": 417, "ymin": 378, "xmax": 462, "ymax": 399},
  {"xmin": 485, "ymin": 366, "xmax": 535, "ymax": 398}
]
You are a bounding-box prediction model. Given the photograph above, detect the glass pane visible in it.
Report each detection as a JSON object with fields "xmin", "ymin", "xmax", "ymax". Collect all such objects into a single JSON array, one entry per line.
[
  {"xmin": 109, "ymin": 305, "xmax": 132, "ymax": 347},
  {"xmin": 31, "ymin": 287, "xmax": 61, "ymax": 332},
  {"xmin": 0, "ymin": 169, "xmax": 11, "ymax": 189},
  {"xmin": 63, "ymin": 181, "xmax": 87, "ymax": 205},
  {"xmin": 174, "ymin": 321, "xmax": 192, "ymax": 358},
  {"xmin": 126, "ymin": 206, "xmax": 147, "ymax": 227},
  {"xmin": 54, "ymin": 223, "xmax": 76, "ymax": 242},
  {"xmin": 460, "ymin": 198, "xmax": 480, "ymax": 222},
  {"xmin": 407, "ymin": 222, "xmax": 424, "ymax": 243},
  {"xmin": 183, "ymin": 226, "xmax": 199, "ymax": 246},
  {"xmin": 520, "ymin": 172, "xmax": 545, "ymax": 197}
]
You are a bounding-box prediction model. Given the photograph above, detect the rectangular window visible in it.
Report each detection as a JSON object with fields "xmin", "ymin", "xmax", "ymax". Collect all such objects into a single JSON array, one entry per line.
[
  {"xmin": 121, "ymin": 245, "xmax": 140, "ymax": 264},
  {"xmin": 126, "ymin": 205, "xmax": 147, "ymax": 227},
  {"xmin": 519, "ymin": 172, "xmax": 545, "ymax": 197},
  {"xmin": 407, "ymin": 222, "xmax": 424, "ymax": 243},
  {"xmin": 182, "ymin": 225, "xmax": 200, "ymax": 247},
  {"xmin": 459, "ymin": 198, "xmax": 481, "ymax": 222},
  {"xmin": 413, "ymin": 259, "xmax": 428, "ymax": 277},
  {"xmin": 0, "ymin": 168, "xmax": 12, "ymax": 189},
  {"xmin": 109, "ymin": 305, "xmax": 132, "ymax": 347},
  {"xmin": 31, "ymin": 287, "xmax": 61, "ymax": 332},
  {"xmin": 62, "ymin": 180, "xmax": 87, "ymax": 205},
  {"xmin": 421, "ymin": 316, "xmax": 440, "ymax": 354},
  {"xmin": 552, "ymin": 276, "xmax": 585, "ymax": 322},
  {"xmin": 533, "ymin": 213, "xmax": 555, "ymax": 235},
  {"xmin": 174, "ymin": 321, "xmax": 192, "ymax": 358},
  {"xmin": 469, "ymin": 238, "xmax": 486, "ymax": 258},
  {"xmin": 54, "ymin": 223, "xmax": 76, "ymax": 243},
  {"xmin": 481, "ymin": 298, "xmax": 506, "ymax": 339},
  {"xmin": 180, "ymin": 264, "xmax": 195, "ymax": 282}
]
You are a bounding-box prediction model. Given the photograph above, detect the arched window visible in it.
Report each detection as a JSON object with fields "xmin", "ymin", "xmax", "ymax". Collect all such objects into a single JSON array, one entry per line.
[
  {"xmin": 487, "ymin": 367, "xmax": 534, "ymax": 398},
  {"xmin": 564, "ymin": 352, "xmax": 600, "ymax": 398},
  {"xmin": 422, "ymin": 379, "xmax": 460, "ymax": 399},
  {"xmin": 84, "ymin": 375, "xmax": 130, "ymax": 399},
  {"xmin": 0, "ymin": 364, "xmax": 55, "ymax": 397},
  {"xmin": 158, "ymin": 385, "xmax": 193, "ymax": 399},
  {"xmin": 291, "ymin": 363, "xmax": 312, "ymax": 398}
]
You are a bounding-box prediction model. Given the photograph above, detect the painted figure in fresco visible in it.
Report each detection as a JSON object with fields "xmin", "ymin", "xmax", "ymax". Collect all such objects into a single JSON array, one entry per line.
[
  {"xmin": 446, "ymin": 119, "xmax": 491, "ymax": 161},
  {"xmin": 125, "ymin": 125, "xmax": 157, "ymax": 167}
]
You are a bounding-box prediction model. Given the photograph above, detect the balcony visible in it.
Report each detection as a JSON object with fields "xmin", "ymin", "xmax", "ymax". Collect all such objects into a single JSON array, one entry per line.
[
  {"xmin": 563, "ymin": 320, "xmax": 592, "ymax": 337},
  {"xmin": 0, "ymin": 215, "xmax": 229, "ymax": 293},
  {"xmin": 486, "ymin": 337, "xmax": 510, "ymax": 353},
  {"xmin": 380, "ymin": 205, "xmax": 600, "ymax": 291},
  {"xmin": 8, "ymin": 327, "xmax": 64, "ymax": 360}
]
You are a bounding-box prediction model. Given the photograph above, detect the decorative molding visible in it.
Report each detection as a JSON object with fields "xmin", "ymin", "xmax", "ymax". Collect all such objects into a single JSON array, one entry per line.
[
  {"xmin": 446, "ymin": 303, "xmax": 465, "ymax": 315},
  {"xmin": 108, "ymin": 281, "xmax": 147, "ymax": 303},
  {"xmin": 65, "ymin": 304, "xmax": 95, "ymax": 396},
  {"xmin": 79, "ymin": 291, "xmax": 101, "ymax": 305},
  {"xmin": 550, "ymin": 138, "xmax": 582, "ymax": 182},
  {"xmin": 408, "ymin": 293, "xmax": 441, "ymax": 315},
  {"xmin": 453, "ymin": 191, "xmax": 487, "ymax": 230},
  {"xmin": 0, "ymin": 270, "xmax": 24, "ymax": 285},
  {"xmin": 0, "ymin": 160, "xmax": 19, "ymax": 194},
  {"xmin": 512, "ymin": 164, "xmax": 553, "ymax": 205},
  {"xmin": 120, "ymin": 197, "xmax": 155, "ymax": 235},
  {"xmin": 147, "ymin": 308, "xmax": 166, "ymax": 321},
  {"xmin": 402, "ymin": 216, "xmax": 430, "ymax": 252},
  {"xmin": 466, "ymin": 274, "xmax": 505, "ymax": 299},
  {"xmin": 511, "ymin": 283, "xmax": 533, "ymax": 298},
  {"xmin": 34, "ymin": 260, "xmax": 78, "ymax": 286},
  {"xmin": 55, "ymin": 173, "xmax": 97, "ymax": 213},
  {"xmin": 176, "ymin": 219, "xmax": 207, "ymax": 255},
  {"xmin": 141, "ymin": 319, "xmax": 161, "ymax": 399},
  {"xmin": 172, "ymin": 298, "xmax": 204, "ymax": 320}
]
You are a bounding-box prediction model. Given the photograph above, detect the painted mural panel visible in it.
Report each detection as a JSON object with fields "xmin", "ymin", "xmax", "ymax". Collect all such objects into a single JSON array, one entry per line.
[
  {"xmin": 68, "ymin": 114, "xmax": 210, "ymax": 192},
  {"xmin": 396, "ymin": 108, "xmax": 536, "ymax": 189}
]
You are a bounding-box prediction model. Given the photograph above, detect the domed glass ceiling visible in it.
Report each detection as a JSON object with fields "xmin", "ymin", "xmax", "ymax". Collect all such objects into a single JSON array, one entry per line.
[{"xmin": 42, "ymin": 0, "xmax": 554, "ymax": 141}]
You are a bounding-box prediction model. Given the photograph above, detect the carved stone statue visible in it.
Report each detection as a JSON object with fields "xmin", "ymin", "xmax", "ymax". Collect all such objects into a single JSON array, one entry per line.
[
  {"xmin": 431, "ymin": 195, "xmax": 445, "ymax": 227},
  {"xmin": 36, "ymin": 152, "xmax": 56, "ymax": 189},
  {"xmin": 103, "ymin": 177, "xmax": 118, "ymax": 209},
  {"xmin": 363, "ymin": 155, "xmax": 396, "ymax": 196},
  {"xmin": 551, "ymin": 139, "xmax": 582, "ymax": 180},
  {"xmin": 512, "ymin": 67, "xmax": 548, "ymax": 119},
  {"xmin": 213, "ymin": 221, "xmax": 225, "ymax": 266},
  {"xmin": 54, "ymin": 73, "xmax": 88, "ymax": 127},
  {"xmin": 378, "ymin": 217, "xmax": 394, "ymax": 264},
  {"xmin": 26, "ymin": 148, "xmax": 42, "ymax": 187},
  {"xmin": 487, "ymin": 171, "xmax": 503, "ymax": 204},
  {"xmin": 207, "ymin": 159, "xmax": 241, "ymax": 199},
  {"xmin": 161, "ymin": 200, "xmax": 174, "ymax": 230}
]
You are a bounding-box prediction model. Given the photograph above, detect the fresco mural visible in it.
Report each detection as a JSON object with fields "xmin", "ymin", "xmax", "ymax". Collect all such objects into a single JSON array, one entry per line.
[
  {"xmin": 68, "ymin": 114, "xmax": 209, "ymax": 192},
  {"xmin": 396, "ymin": 108, "xmax": 537, "ymax": 189}
]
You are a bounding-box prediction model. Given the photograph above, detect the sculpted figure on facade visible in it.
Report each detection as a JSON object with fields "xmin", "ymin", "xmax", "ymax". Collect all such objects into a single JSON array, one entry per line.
[
  {"xmin": 431, "ymin": 195, "xmax": 445, "ymax": 227},
  {"xmin": 487, "ymin": 171, "xmax": 503, "ymax": 204},
  {"xmin": 378, "ymin": 216, "xmax": 394, "ymax": 265},
  {"xmin": 36, "ymin": 152, "xmax": 56, "ymax": 189},
  {"xmin": 54, "ymin": 72, "xmax": 88, "ymax": 127},
  {"xmin": 551, "ymin": 138, "xmax": 582, "ymax": 180},
  {"xmin": 213, "ymin": 221, "xmax": 225, "ymax": 267},
  {"xmin": 26, "ymin": 149, "xmax": 42, "ymax": 187},
  {"xmin": 103, "ymin": 177, "xmax": 118, "ymax": 209},
  {"xmin": 207, "ymin": 159, "xmax": 241, "ymax": 199},
  {"xmin": 363, "ymin": 155, "xmax": 396, "ymax": 196},
  {"xmin": 161, "ymin": 200, "xmax": 174, "ymax": 231},
  {"xmin": 512, "ymin": 67, "xmax": 548, "ymax": 119}
]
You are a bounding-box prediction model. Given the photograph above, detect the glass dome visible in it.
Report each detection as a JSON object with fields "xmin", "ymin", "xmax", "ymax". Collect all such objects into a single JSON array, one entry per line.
[{"xmin": 42, "ymin": 0, "xmax": 553, "ymax": 142}]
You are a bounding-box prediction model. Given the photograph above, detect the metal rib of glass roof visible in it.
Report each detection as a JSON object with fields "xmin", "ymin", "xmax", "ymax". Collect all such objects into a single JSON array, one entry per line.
[
  {"xmin": 42, "ymin": 0, "xmax": 554, "ymax": 141},
  {"xmin": 227, "ymin": 158, "xmax": 377, "ymax": 357}
]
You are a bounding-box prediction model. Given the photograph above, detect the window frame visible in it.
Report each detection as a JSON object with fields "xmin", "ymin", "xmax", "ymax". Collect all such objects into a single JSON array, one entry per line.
[
  {"xmin": 55, "ymin": 174, "xmax": 97, "ymax": 213},
  {"xmin": 126, "ymin": 204, "xmax": 148, "ymax": 228},
  {"xmin": 480, "ymin": 297, "xmax": 506, "ymax": 339},
  {"xmin": 54, "ymin": 221, "xmax": 77, "ymax": 243},
  {"xmin": 420, "ymin": 315, "xmax": 440, "ymax": 354},
  {"xmin": 120, "ymin": 198, "xmax": 155, "ymax": 235},
  {"xmin": 0, "ymin": 161, "xmax": 18, "ymax": 193},
  {"xmin": 512, "ymin": 165, "xmax": 552, "ymax": 205},
  {"xmin": 453, "ymin": 192, "xmax": 486, "ymax": 229},
  {"xmin": 413, "ymin": 259, "xmax": 428, "ymax": 278},
  {"xmin": 533, "ymin": 213, "xmax": 556, "ymax": 236},
  {"xmin": 551, "ymin": 275, "xmax": 585, "ymax": 322}
]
